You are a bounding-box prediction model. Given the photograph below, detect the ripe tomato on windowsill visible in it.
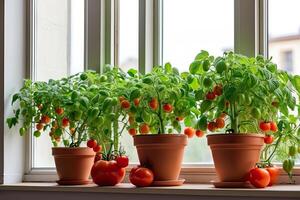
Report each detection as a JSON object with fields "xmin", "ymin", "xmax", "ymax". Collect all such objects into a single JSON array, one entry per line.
[{"xmin": 91, "ymin": 160, "xmax": 126, "ymax": 186}]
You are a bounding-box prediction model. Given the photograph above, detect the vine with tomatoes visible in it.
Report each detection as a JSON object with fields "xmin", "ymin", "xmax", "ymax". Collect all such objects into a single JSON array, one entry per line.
[{"xmin": 188, "ymin": 50, "xmax": 300, "ymax": 182}]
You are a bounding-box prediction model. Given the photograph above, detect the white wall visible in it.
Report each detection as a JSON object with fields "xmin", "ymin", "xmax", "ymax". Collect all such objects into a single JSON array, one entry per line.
[{"xmin": 3, "ymin": 0, "xmax": 27, "ymax": 183}]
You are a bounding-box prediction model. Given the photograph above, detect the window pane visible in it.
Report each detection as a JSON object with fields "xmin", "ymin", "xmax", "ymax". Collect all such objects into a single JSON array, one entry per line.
[
  {"xmin": 163, "ymin": 0, "xmax": 234, "ymax": 72},
  {"xmin": 118, "ymin": 0, "xmax": 139, "ymax": 72},
  {"xmin": 118, "ymin": 0, "xmax": 139, "ymax": 163},
  {"xmin": 268, "ymin": 0, "xmax": 300, "ymax": 75},
  {"xmin": 33, "ymin": 0, "xmax": 85, "ymax": 168},
  {"xmin": 163, "ymin": 0, "xmax": 234, "ymax": 163}
]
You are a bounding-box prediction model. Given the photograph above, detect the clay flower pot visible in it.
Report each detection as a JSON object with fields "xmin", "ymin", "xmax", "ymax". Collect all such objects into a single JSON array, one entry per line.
[
  {"xmin": 133, "ymin": 134, "xmax": 187, "ymax": 186},
  {"xmin": 207, "ymin": 134, "xmax": 264, "ymax": 187},
  {"xmin": 52, "ymin": 147, "xmax": 95, "ymax": 185}
]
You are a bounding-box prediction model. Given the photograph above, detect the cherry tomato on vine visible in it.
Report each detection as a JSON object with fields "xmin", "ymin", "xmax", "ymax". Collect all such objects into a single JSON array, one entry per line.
[
  {"xmin": 249, "ymin": 168, "xmax": 270, "ymax": 188},
  {"xmin": 55, "ymin": 107, "xmax": 64, "ymax": 115},
  {"xmin": 163, "ymin": 104, "xmax": 173, "ymax": 113},
  {"xmin": 34, "ymin": 130, "xmax": 41, "ymax": 137},
  {"xmin": 266, "ymin": 166, "xmax": 279, "ymax": 186},
  {"xmin": 259, "ymin": 121, "xmax": 271, "ymax": 132},
  {"xmin": 87, "ymin": 139, "xmax": 97, "ymax": 148},
  {"xmin": 206, "ymin": 92, "xmax": 216, "ymax": 100},
  {"xmin": 207, "ymin": 122, "xmax": 216, "ymax": 132},
  {"xmin": 36, "ymin": 123, "xmax": 44, "ymax": 131},
  {"xmin": 93, "ymin": 145, "xmax": 102, "ymax": 153},
  {"xmin": 41, "ymin": 115, "xmax": 51, "ymax": 124},
  {"xmin": 129, "ymin": 167, "xmax": 154, "ymax": 187},
  {"xmin": 289, "ymin": 146, "xmax": 297, "ymax": 157},
  {"xmin": 213, "ymin": 85, "xmax": 222, "ymax": 96},
  {"xmin": 184, "ymin": 127, "xmax": 195, "ymax": 138},
  {"xmin": 264, "ymin": 135, "xmax": 274, "ymax": 144},
  {"xmin": 62, "ymin": 118, "xmax": 70, "ymax": 127},
  {"xmin": 149, "ymin": 98, "xmax": 158, "ymax": 110},
  {"xmin": 116, "ymin": 156, "xmax": 129, "ymax": 168},
  {"xmin": 215, "ymin": 117, "xmax": 225, "ymax": 129},
  {"xmin": 270, "ymin": 122, "xmax": 278, "ymax": 132},
  {"xmin": 128, "ymin": 128, "xmax": 137, "ymax": 136},
  {"xmin": 195, "ymin": 130, "xmax": 205, "ymax": 138},
  {"xmin": 119, "ymin": 96, "xmax": 126, "ymax": 102},
  {"xmin": 121, "ymin": 100, "xmax": 131, "ymax": 109},
  {"xmin": 133, "ymin": 98, "xmax": 140, "ymax": 107},
  {"xmin": 139, "ymin": 123, "xmax": 150, "ymax": 134}
]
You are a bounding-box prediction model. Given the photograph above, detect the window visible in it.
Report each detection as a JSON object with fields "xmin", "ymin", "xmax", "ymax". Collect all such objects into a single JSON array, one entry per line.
[
  {"xmin": 162, "ymin": 0, "xmax": 234, "ymax": 72},
  {"xmin": 162, "ymin": 0, "xmax": 234, "ymax": 163},
  {"xmin": 268, "ymin": 0, "xmax": 300, "ymax": 75},
  {"xmin": 32, "ymin": 0, "xmax": 85, "ymax": 168}
]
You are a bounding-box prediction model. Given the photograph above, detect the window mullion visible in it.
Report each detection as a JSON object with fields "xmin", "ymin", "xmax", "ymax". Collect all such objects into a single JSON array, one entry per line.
[{"xmin": 234, "ymin": 0, "xmax": 259, "ymax": 57}]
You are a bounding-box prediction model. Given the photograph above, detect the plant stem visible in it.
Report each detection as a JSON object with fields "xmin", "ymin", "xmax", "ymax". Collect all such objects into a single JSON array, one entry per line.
[
  {"xmin": 155, "ymin": 88, "xmax": 165, "ymax": 134},
  {"xmin": 113, "ymin": 112, "xmax": 119, "ymax": 152}
]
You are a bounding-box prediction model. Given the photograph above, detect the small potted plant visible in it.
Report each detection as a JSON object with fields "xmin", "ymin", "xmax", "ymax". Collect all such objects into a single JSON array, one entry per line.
[
  {"xmin": 189, "ymin": 51, "xmax": 299, "ymax": 187},
  {"xmin": 123, "ymin": 64, "xmax": 199, "ymax": 186},
  {"xmin": 86, "ymin": 66, "xmax": 130, "ymax": 186},
  {"xmin": 6, "ymin": 71, "xmax": 109, "ymax": 185}
]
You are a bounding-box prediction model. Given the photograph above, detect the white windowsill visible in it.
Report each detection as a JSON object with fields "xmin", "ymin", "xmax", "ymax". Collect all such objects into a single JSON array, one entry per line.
[{"xmin": 0, "ymin": 182, "xmax": 300, "ymax": 198}]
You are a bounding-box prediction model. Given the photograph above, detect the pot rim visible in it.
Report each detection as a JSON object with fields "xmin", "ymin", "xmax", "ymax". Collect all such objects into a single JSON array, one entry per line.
[
  {"xmin": 133, "ymin": 133, "xmax": 186, "ymax": 138},
  {"xmin": 52, "ymin": 147, "xmax": 90, "ymax": 149},
  {"xmin": 206, "ymin": 133, "xmax": 264, "ymax": 138}
]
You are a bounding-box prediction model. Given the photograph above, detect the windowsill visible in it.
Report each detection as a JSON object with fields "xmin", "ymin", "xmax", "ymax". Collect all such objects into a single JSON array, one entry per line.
[{"xmin": 0, "ymin": 182, "xmax": 300, "ymax": 198}]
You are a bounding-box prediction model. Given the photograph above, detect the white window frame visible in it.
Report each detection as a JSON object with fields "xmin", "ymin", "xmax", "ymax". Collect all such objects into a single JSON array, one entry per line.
[{"xmin": 19, "ymin": 0, "xmax": 300, "ymax": 183}]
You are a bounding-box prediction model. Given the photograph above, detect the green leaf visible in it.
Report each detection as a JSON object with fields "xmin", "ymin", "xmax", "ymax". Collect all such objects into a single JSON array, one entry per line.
[
  {"xmin": 79, "ymin": 96, "xmax": 89, "ymax": 108},
  {"xmin": 200, "ymin": 100, "xmax": 212, "ymax": 114},
  {"xmin": 189, "ymin": 61, "xmax": 201, "ymax": 74},
  {"xmin": 164, "ymin": 62, "xmax": 172, "ymax": 73},
  {"xmin": 197, "ymin": 116, "xmax": 207, "ymax": 131},
  {"xmin": 195, "ymin": 50, "xmax": 209, "ymax": 61},
  {"xmin": 11, "ymin": 94, "xmax": 19, "ymax": 105},
  {"xmin": 127, "ymin": 68, "xmax": 138, "ymax": 77},
  {"xmin": 130, "ymin": 88, "xmax": 141, "ymax": 101}
]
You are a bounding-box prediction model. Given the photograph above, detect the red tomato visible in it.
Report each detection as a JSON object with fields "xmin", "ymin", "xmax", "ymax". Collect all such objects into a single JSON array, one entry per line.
[
  {"xmin": 93, "ymin": 145, "xmax": 102, "ymax": 153},
  {"xmin": 116, "ymin": 156, "xmax": 129, "ymax": 168},
  {"xmin": 206, "ymin": 92, "xmax": 216, "ymax": 100},
  {"xmin": 55, "ymin": 107, "xmax": 64, "ymax": 115},
  {"xmin": 36, "ymin": 123, "xmax": 44, "ymax": 131},
  {"xmin": 41, "ymin": 115, "xmax": 51, "ymax": 124},
  {"xmin": 87, "ymin": 139, "xmax": 97, "ymax": 148},
  {"xmin": 139, "ymin": 123, "xmax": 150, "ymax": 134},
  {"xmin": 213, "ymin": 85, "xmax": 223, "ymax": 96},
  {"xmin": 128, "ymin": 128, "xmax": 137, "ymax": 136},
  {"xmin": 249, "ymin": 168, "xmax": 270, "ymax": 188},
  {"xmin": 62, "ymin": 118, "xmax": 70, "ymax": 127},
  {"xmin": 163, "ymin": 104, "xmax": 173, "ymax": 113},
  {"xmin": 259, "ymin": 121, "xmax": 271, "ymax": 132},
  {"xmin": 266, "ymin": 166, "xmax": 279, "ymax": 186},
  {"xmin": 176, "ymin": 116, "xmax": 184, "ymax": 121},
  {"xmin": 129, "ymin": 167, "xmax": 154, "ymax": 187},
  {"xmin": 215, "ymin": 117, "xmax": 225, "ymax": 129},
  {"xmin": 184, "ymin": 127, "xmax": 195, "ymax": 138},
  {"xmin": 121, "ymin": 100, "xmax": 131, "ymax": 109},
  {"xmin": 270, "ymin": 122, "xmax": 278, "ymax": 132},
  {"xmin": 149, "ymin": 98, "xmax": 158, "ymax": 110},
  {"xmin": 264, "ymin": 135, "xmax": 274, "ymax": 144},
  {"xmin": 207, "ymin": 122, "xmax": 216, "ymax": 132},
  {"xmin": 133, "ymin": 98, "xmax": 140, "ymax": 107},
  {"xmin": 91, "ymin": 160, "xmax": 125, "ymax": 186},
  {"xmin": 195, "ymin": 130, "xmax": 205, "ymax": 138}
]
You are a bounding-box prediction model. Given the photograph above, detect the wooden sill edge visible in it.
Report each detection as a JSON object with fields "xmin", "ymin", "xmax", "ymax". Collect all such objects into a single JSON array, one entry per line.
[{"xmin": 0, "ymin": 183, "xmax": 300, "ymax": 198}]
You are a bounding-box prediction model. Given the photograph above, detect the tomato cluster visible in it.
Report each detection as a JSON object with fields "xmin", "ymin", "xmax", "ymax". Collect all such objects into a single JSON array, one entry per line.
[
  {"xmin": 87, "ymin": 139, "xmax": 102, "ymax": 153},
  {"xmin": 184, "ymin": 127, "xmax": 205, "ymax": 138},
  {"xmin": 248, "ymin": 166, "xmax": 279, "ymax": 188},
  {"xmin": 205, "ymin": 85, "xmax": 223, "ymax": 101},
  {"xmin": 259, "ymin": 121, "xmax": 277, "ymax": 144},
  {"xmin": 207, "ymin": 116, "xmax": 226, "ymax": 132}
]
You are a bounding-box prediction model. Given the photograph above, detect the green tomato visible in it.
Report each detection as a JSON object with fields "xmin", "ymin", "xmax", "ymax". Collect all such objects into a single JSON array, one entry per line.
[
  {"xmin": 203, "ymin": 77, "xmax": 213, "ymax": 88},
  {"xmin": 202, "ymin": 60, "xmax": 210, "ymax": 71},
  {"xmin": 215, "ymin": 60, "xmax": 227, "ymax": 74},
  {"xmin": 283, "ymin": 158, "xmax": 295, "ymax": 174},
  {"xmin": 80, "ymin": 73, "xmax": 88, "ymax": 80},
  {"xmin": 19, "ymin": 127, "xmax": 26, "ymax": 136},
  {"xmin": 289, "ymin": 146, "xmax": 297, "ymax": 157},
  {"xmin": 251, "ymin": 107, "xmax": 261, "ymax": 119},
  {"xmin": 33, "ymin": 130, "xmax": 41, "ymax": 137},
  {"xmin": 100, "ymin": 75, "xmax": 108, "ymax": 82}
]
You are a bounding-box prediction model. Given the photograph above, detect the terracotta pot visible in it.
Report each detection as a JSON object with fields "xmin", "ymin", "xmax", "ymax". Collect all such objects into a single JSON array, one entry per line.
[
  {"xmin": 52, "ymin": 147, "xmax": 95, "ymax": 185},
  {"xmin": 133, "ymin": 134, "xmax": 187, "ymax": 184},
  {"xmin": 207, "ymin": 133, "xmax": 264, "ymax": 183}
]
